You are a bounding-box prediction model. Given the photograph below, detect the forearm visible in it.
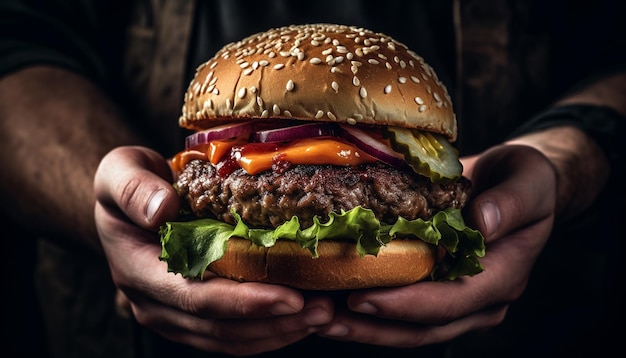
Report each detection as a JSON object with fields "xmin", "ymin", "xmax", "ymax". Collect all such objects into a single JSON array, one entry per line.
[
  {"xmin": 506, "ymin": 72, "xmax": 625, "ymax": 222},
  {"xmin": 0, "ymin": 66, "xmax": 146, "ymax": 252}
]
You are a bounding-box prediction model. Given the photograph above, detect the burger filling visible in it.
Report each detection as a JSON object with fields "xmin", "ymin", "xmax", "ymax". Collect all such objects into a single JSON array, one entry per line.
[
  {"xmin": 160, "ymin": 120, "xmax": 485, "ymax": 281},
  {"xmin": 177, "ymin": 160, "xmax": 471, "ymax": 229}
]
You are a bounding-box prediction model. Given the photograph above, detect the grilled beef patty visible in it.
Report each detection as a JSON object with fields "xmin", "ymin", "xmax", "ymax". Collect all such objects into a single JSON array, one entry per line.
[{"xmin": 176, "ymin": 160, "xmax": 471, "ymax": 228}]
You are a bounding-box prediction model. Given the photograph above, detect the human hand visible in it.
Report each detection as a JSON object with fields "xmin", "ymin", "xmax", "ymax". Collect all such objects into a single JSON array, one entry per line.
[
  {"xmin": 94, "ymin": 146, "xmax": 333, "ymax": 355},
  {"xmin": 317, "ymin": 144, "xmax": 556, "ymax": 347}
]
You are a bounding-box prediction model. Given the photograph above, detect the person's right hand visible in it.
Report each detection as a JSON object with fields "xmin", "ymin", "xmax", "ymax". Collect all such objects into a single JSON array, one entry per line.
[{"xmin": 94, "ymin": 146, "xmax": 334, "ymax": 356}]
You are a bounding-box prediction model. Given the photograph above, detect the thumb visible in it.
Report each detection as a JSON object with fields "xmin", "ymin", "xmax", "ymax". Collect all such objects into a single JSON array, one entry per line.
[
  {"xmin": 463, "ymin": 144, "xmax": 556, "ymax": 243},
  {"xmin": 94, "ymin": 146, "xmax": 180, "ymax": 231}
]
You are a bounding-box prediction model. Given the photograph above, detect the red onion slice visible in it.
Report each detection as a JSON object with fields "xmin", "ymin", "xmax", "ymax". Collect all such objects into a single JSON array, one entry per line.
[
  {"xmin": 339, "ymin": 124, "xmax": 406, "ymax": 168},
  {"xmin": 185, "ymin": 121, "xmax": 257, "ymax": 149},
  {"xmin": 254, "ymin": 122, "xmax": 339, "ymax": 143}
]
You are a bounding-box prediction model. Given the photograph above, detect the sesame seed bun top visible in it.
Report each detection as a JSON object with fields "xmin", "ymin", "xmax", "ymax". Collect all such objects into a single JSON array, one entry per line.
[{"xmin": 179, "ymin": 23, "xmax": 457, "ymax": 141}]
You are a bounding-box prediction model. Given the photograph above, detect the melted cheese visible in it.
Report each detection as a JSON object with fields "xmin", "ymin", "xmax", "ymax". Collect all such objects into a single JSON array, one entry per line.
[{"xmin": 172, "ymin": 138, "xmax": 376, "ymax": 174}]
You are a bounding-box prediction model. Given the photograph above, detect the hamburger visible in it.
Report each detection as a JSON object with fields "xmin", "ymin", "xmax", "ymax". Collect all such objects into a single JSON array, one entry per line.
[{"xmin": 159, "ymin": 24, "xmax": 485, "ymax": 290}]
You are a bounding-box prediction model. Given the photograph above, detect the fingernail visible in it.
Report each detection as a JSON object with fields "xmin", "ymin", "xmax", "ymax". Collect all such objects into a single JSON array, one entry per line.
[
  {"xmin": 145, "ymin": 188, "xmax": 167, "ymax": 221},
  {"xmin": 323, "ymin": 324, "xmax": 349, "ymax": 337},
  {"xmin": 270, "ymin": 302, "xmax": 299, "ymax": 315},
  {"xmin": 480, "ymin": 201, "xmax": 500, "ymax": 238},
  {"xmin": 303, "ymin": 306, "xmax": 331, "ymax": 326},
  {"xmin": 353, "ymin": 302, "xmax": 377, "ymax": 315}
]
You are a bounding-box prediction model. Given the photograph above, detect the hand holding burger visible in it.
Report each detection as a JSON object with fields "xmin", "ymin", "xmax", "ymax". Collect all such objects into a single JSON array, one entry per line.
[{"xmin": 159, "ymin": 24, "xmax": 485, "ymax": 290}]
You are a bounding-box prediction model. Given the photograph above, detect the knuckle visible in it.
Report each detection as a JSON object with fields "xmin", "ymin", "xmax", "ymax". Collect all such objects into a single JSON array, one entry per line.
[{"xmin": 118, "ymin": 176, "xmax": 143, "ymax": 211}]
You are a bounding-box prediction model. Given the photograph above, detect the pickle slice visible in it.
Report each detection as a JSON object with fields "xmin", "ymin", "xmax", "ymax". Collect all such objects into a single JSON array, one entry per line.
[{"xmin": 385, "ymin": 126, "xmax": 462, "ymax": 183}]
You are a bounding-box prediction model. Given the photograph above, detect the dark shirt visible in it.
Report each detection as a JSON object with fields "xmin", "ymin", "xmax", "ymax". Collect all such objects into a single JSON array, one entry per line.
[{"xmin": 1, "ymin": 1, "xmax": 625, "ymax": 357}]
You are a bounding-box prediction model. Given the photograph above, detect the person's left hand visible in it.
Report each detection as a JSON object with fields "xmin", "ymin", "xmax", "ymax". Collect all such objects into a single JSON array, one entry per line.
[{"xmin": 317, "ymin": 144, "xmax": 556, "ymax": 347}]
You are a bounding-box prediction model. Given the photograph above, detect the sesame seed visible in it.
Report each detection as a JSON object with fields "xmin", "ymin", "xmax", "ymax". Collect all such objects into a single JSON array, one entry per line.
[
  {"xmin": 433, "ymin": 92, "xmax": 441, "ymax": 102},
  {"xmin": 274, "ymin": 63, "xmax": 285, "ymax": 70},
  {"xmin": 261, "ymin": 109, "xmax": 269, "ymax": 118},
  {"xmin": 250, "ymin": 86, "xmax": 258, "ymax": 93},
  {"xmin": 239, "ymin": 62, "xmax": 249, "ymax": 68},
  {"xmin": 385, "ymin": 62, "xmax": 392, "ymax": 70},
  {"xmin": 204, "ymin": 98, "xmax": 213, "ymax": 110},
  {"xmin": 272, "ymin": 104, "xmax": 280, "ymax": 115},
  {"xmin": 384, "ymin": 85, "xmax": 392, "ymax": 94},
  {"xmin": 237, "ymin": 87, "xmax": 246, "ymax": 99},
  {"xmin": 284, "ymin": 110, "xmax": 292, "ymax": 117},
  {"xmin": 256, "ymin": 96, "xmax": 264, "ymax": 107},
  {"xmin": 347, "ymin": 117, "xmax": 357, "ymax": 125},
  {"xmin": 331, "ymin": 81, "xmax": 339, "ymax": 92},
  {"xmin": 419, "ymin": 105, "xmax": 427, "ymax": 112},
  {"xmin": 410, "ymin": 76, "xmax": 420, "ymax": 83},
  {"xmin": 311, "ymin": 40, "xmax": 320, "ymax": 46},
  {"xmin": 352, "ymin": 76, "xmax": 360, "ymax": 86},
  {"xmin": 259, "ymin": 60, "xmax": 269, "ymax": 66},
  {"xmin": 212, "ymin": 88, "xmax": 219, "ymax": 95},
  {"xmin": 242, "ymin": 68, "xmax": 253, "ymax": 76},
  {"xmin": 315, "ymin": 110, "xmax": 324, "ymax": 119},
  {"xmin": 330, "ymin": 66, "xmax": 340, "ymax": 73},
  {"xmin": 286, "ymin": 79, "xmax": 295, "ymax": 91},
  {"xmin": 414, "ymin": 97, "xmax": 424, "ymax": 105},
  {"xmin": 359, "ymin": 87, "xmax": 367, "ymax": 98},
  {"xmin": 327, "ymin": 111, "xmax": 337, "ymax": 121},
  {"xmin": 322, "ymin": 48, "xmax": 333, "ymax": 56},
  {"xmin": 226, "ymin": 98, "xmax": 232, "ymax": 109},
  {"xmin": 368, "ymin": 59, "xmax": 380, "ymax": 65},
  {"xmin": 336, "ymin": 46, "xmax": 348, "ymax": 53},
  {"xmin": 310, "ymin": 57, "xmax": 322, "ymax": 64}
]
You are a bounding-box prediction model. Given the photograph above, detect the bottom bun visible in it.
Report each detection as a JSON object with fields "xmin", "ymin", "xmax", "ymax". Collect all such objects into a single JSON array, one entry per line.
[{"xmin": 207, "ymin": 237, "xmax": 435, "ymax": 290}]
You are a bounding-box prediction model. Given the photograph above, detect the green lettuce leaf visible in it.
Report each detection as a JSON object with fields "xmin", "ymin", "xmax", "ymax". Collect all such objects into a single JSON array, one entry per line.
[{"xmin": 159, "ymin": 207, "xmax": 485, "ymax": 281}]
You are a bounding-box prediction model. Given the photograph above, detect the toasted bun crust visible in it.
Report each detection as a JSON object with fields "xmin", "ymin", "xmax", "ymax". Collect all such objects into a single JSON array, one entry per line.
[
  {"xmin": 181, "ymin": 23, "xmax": 457, "ymax": 141},
  {"xmin": 206, "ymin": 237, "xmax": 435, "ymax": 290}
]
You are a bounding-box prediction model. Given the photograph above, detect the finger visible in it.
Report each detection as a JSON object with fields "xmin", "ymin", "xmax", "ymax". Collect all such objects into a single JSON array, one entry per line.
[
  {"xmin": 463, "ymin": 144, "xmax": 556, "ymax": 242},
  {"xmin": 319, "ymin": 303, "xmax": 508, "ymax": 348},
  {"xmin": 95, "ymin": 202, "xmax": 306, "ymax": 319},
  {"xmin": 130, "ymin": 296, "xmax": 334, "ymax": 355},
  {"xmin": 94, "ymin": 145, "xmax": 179, "ymax": 231}
]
